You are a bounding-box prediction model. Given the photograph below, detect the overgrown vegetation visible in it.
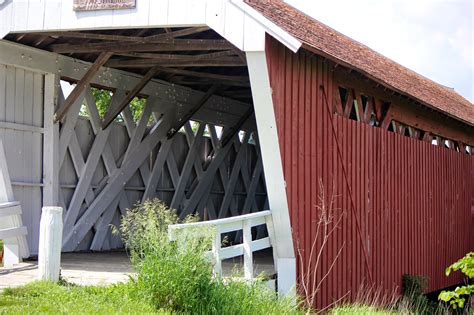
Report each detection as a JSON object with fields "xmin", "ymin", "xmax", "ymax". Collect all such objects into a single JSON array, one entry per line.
[
  {"xmin": 400, "ymin": 274, "xmax": 440, "ymax": 314},
  {"xmin": 118, "ymin": 199, "xmax": 299, "ymax": 314},
  {"xmin": 439, "ymin": 252, "xmax": 474, "ymax": 311}
]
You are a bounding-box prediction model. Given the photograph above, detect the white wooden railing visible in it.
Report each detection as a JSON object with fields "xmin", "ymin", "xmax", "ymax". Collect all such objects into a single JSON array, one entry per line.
[{"xmin": 169, "ymin": 210, "xmax": 276, "ymax": 282}]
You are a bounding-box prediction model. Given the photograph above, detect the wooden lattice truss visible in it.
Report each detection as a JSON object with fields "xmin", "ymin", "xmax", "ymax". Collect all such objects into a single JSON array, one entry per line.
[
  {"xmin": 333, "ymin": 81, "xmax": 473, "ymax": 154},
  {"xmin": 57, "ymin": 82, "xmax": 266, "ymax": 252}
]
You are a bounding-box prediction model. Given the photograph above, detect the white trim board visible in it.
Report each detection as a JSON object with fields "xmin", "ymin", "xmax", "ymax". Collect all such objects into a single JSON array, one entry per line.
[{"xmin": 246, "ymin": 50, "xmax": 296, "ymax": 296}]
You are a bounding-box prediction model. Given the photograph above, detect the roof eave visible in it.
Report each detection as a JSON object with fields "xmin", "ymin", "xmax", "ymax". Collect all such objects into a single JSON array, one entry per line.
[
  {"xmin": 231, "ymin": 0, "xmax": 302, "ymax": 52},
  {"xmin": 301, "ymin": 43, "xmax": 474, "ymax": 127}
]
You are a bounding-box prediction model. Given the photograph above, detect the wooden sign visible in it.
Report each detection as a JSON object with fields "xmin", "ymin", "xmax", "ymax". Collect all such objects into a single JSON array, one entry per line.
[{"xmin": 73, "ymin": 0, "xmax": 136, "ymax": 11}]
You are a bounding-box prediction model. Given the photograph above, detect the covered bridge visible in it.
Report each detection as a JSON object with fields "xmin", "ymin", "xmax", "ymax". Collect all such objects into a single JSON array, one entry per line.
[{"xmin": 0, "ymin": 0, "xmax": 473, "ymax": 309}]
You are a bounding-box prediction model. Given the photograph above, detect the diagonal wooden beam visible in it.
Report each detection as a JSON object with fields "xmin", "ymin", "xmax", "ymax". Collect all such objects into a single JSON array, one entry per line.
[
  {"xmin": 333, "ymin": 86, "xmax": 343, "ymax": 115},
  {"xmin": 54, "ymin": 52, "xmax": 112, "ymax": 123},
  {"xmin": 166, "ymin": 85, "xmax": 218, "ymax": 138},
  {"xmin": 220, "ymin": 107, "xmax": 254, "ymax": 147},
  {"xmin": 62, "ymin": 111, "xmax": 175, "ymax": 250},
  {"xmin": 102, "ymin": 66, "xmax": 160, "ymax": 129},
  {"xmin": 218, "ymin": 132, "xmax": 251, "ymax": 218},
  {"xmin": 343, "ymin": 88, "xmax": 354, "ymax": 118}
]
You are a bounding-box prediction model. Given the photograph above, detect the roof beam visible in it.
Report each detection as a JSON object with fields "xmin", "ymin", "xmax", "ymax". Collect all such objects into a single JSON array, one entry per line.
[
  {"xmin": 37, "ymin": 31, "xmax": 148, "ymax": 43},
  {"xmin": 41, "ymin": 27, "xmax": 210, "ymax": 43},
  {"xmin": 54, "ymin": 52, "xmax": 113, "ymax": 123},
  {"xmin": 153, "ymin": 66, "xmax": 249, "ymax": 84},
  {"xmin": 102, "ymin": 66, "xmax": 160, "ymax": 129},
  {"xmin": 144, "ymin": 26, "xmax": 210, "ymax": 40},
  {"xmin": 106, "ymin": 57, "xmax": 245, "ymax": 68},
  {"xmin": 51, "ymin": 39, "xmax": 233, "ymax": 54},
  {"xmin": 114, "ymin": 50, "xmax": 237, "ymax": 60}
]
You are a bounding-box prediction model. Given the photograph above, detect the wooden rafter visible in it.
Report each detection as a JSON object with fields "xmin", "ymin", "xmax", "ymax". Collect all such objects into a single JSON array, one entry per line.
[
  {"xmin": 51, "ymin": 39, "xmax": 232, "ymax": 54},
  {"xmin": 39, "ymin": 31, "xmax": 148, "ymax": 43},
  {"xmin": 106, "ymin": 57, "xmax": 245, "ymax": 68},
  {"xmin": 153, "ymin": 67, "xmax": 249, "ymax": 84},
  {"xmin": 42, "ymin": 27, "xmax": 210, "ymax": 44},
  {"xmin": 102, "ymin": 66, "xmax": 160, "ymax": 129},
  {"xmin": 144, "ymin": 26, "xmax": 210, "ymax": 40},
  {"xmin": 114, "ymin": 50, "xmax": 237, "ymax": 60},
  {"xmin": 167, "ymin": 85, "xmax": 218, "ymax": 138},
  {"xmin": 54, "ymin": 52, "xmax": 112, "ymax": 123}
]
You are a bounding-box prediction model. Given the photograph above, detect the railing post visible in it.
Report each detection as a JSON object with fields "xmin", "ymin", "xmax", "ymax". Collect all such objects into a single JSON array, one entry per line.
[
  {"xmin": 242, "ymin": 220, "xmax": 253, "ymax": 280},
  {"xmin": 38, "ymin": 207, "xmax": 63, "ymax": 282},
  {"xmin": 212, "ymin": 232, "xmax": 222, "ymax": 276}
]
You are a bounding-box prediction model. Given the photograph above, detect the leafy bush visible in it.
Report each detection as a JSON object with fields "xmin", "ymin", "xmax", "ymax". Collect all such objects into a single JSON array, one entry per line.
[
  {"xmin": 118, "ymin": 198, "xmax": 299, "ymax": 314},
  {"xmin": 438, "ymin": 252, "xmax": 474, "ymax": 310}
]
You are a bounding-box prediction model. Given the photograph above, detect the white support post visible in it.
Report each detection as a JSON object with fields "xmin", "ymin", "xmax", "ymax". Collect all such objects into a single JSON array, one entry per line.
[
  {"xmin": 38, "ymin": 207, "xmax": 63, "ymax": 282},
  {"xmin": 246, "ymin": 51, "xmax": 296, "ymax": 297},
  {"xmin": 3, "ymin": 241, "xmax": 20, "ymax": 267},
  {"xmin": 242, "ymin": 220, "xmax": 253, "ymax": 280},
  {"xmin": 43, "ymin": 74, "xmax": 60, "ymax": 207},
  {"xmin": 212, "ymin": 233, "xmax": 222, "ymax": 277}
]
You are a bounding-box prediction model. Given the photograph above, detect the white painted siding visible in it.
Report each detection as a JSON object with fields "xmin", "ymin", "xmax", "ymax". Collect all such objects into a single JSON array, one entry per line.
[
  {"xmin": 0, "ymin": 64, "xmax": 44, "ymax": 255},
  {"xmin": 0, "ymin": 0, "xmax": 295, "ymax": 52}
]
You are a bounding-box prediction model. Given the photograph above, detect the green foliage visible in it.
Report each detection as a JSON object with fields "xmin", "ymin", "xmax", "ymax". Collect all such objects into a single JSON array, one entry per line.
[
  {"xmin": 80, "ymin": 87, "xmax": 146, "ymax": 123},
  {"xmin": 0, "ymin": 281, "xmax": 159, "ymax": 314},
  {"xmin": 444, "ymin": 252, "xmax": 474, "ymax": 279},
  {"xmin": 400, "ymin": 274, "xmax": 439, "ymax": 314},
  {"xmin": 438, "ymin": 252, "xmax": 474, "ymax": 310},
  {"xmin": 119, "ymin": 198, "xmax": 299, "ymax": 314}
]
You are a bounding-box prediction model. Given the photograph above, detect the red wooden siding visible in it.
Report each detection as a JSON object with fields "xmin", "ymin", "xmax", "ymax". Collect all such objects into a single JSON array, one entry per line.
[{"xmin": 265, "ymin": 35, "xmax": 474, "ymax": 309}]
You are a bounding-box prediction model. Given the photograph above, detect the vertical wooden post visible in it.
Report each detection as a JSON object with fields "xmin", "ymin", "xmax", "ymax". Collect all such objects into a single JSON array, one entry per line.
[
  {"xmin": 38, "ymin": 207, "xmax": 63, "ymax": 282},
  {"xmin": 212, "ymin": 232, "xmax": 222, "ymax": 277},
  {"xmin": 43, "ymin": 74, "xmax": 59, "ymax": 207},
  {"xmin": 242, "ymin": 220, "xmax": 253, "ymax": 280}
]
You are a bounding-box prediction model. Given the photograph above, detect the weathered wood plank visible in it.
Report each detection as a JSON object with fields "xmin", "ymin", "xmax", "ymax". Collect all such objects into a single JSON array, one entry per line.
[
  {"xmin": 170, "ymin": 124, "xmax": 206, "ymax": 210},
  {"xmin": 43, "ymin": 74, "xmax": 59, "ymax": 207}
]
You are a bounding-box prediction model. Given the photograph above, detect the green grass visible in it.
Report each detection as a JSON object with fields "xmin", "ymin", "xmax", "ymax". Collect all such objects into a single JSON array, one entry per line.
[{"xmin": 0, "ymin": 281, "xmax": 160, "ymax": 315}]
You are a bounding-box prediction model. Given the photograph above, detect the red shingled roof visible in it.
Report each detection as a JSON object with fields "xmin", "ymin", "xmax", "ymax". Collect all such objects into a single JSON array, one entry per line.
[{"xmin": 244, "ymin": 0, "xmax": 474, "ymax": 125}]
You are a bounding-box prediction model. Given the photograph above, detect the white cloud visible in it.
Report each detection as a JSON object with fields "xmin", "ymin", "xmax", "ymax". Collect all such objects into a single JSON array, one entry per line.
[{"xmin": 285, "ymin": 0, "xmax": 473, "ymax": 102}]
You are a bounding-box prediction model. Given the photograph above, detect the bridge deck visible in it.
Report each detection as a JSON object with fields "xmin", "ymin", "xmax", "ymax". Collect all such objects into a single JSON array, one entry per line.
[{"xmin": 0, "ymin": 250, "xmax": 274, "ymax": 289}]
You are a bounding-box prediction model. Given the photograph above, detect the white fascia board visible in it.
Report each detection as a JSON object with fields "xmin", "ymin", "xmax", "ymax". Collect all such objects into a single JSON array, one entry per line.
[{"xmin": 231, "ymin": 0, "xmax": 301, "ymax": 53}]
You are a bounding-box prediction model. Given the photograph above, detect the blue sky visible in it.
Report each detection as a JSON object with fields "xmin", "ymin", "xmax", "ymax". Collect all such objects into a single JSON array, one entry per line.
[{"xmin": 286, "ymin": 0, "xmax": 473, "ymax": 103}]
